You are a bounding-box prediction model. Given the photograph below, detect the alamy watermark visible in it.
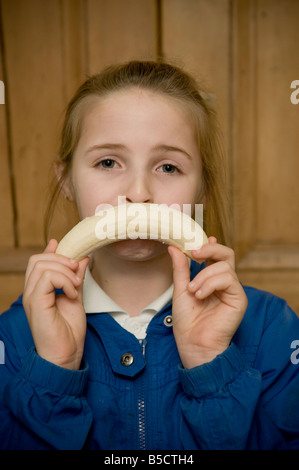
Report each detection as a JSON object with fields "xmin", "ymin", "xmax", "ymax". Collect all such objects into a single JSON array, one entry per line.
[
  {"xmin": 290, "ymin": 340, "xmax": 299, "ymax": 365},
  {"xmin": 94, "ymin": 196, "xmax": 204, "ymax": 251},
  {"xmin": 0, "ymin": 340, "xmax": 4, "ymax": 364},
  {"xmin": 0, "ymin": 80, "xmax": 4, "ymax": 104},
  {"xmin": 290, "ymin": 80, "xmax": 299, "ymax": 104}
]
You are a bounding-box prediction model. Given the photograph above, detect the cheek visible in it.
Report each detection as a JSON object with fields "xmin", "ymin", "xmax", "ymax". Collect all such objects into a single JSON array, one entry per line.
[
  {"xmin": 177, "ymin": 179, "xmax": 202, "ymax": 205},
  {"xmin": 189, "ymin": 172, "xmax": 203, "ymax": 203},
  {"xmin": 72, "ymin": 176, "xmax": 123, "ymax": 218},
  {"xmin": 69, "ymin": 164, "xmax": 100, "ymax": 217},
  {"xmin": 70, "ymin": 177, "xmax": 97, "ymax": 218}
]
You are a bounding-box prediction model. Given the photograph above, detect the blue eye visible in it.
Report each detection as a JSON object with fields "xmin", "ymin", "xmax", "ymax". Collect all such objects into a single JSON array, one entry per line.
[
  {"xmin": 98, "ymin": 159, "xmax": 116, "ymax": 169},
  {"xmin": 160, "ymin": 164, "xmax": 178, "ymax": 174}
]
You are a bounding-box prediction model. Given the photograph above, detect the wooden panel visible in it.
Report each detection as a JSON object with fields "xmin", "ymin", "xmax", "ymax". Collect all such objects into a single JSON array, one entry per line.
[
  {"xmin": 231, "ymin": 0, "xmax": 257, "ymax": 258},
  {"xmin": 256, "ymin": 0, "xmax": 299, "ymax": 244},
  {"xmin": 0, "ymin": 247, "xmax": 41, "ymax": 272},
  {"xmin": 85, "ymin": 0, "xmax": 157, "ymax": 75},
  {"xmin": 0, "ymin": 12, "xmax": 14, "ymax": 247},
  {"xmin": 0, "ymin": 247, "xmax": 39, "ymax": 312},
  {"xmin": 1, "ymin": 0, "xmax": 298, "ymax": 316},
  {"xmin": 59, "ymin": 0, "xmax": 86, "ymax": 100},
  {"xmin": 238, "ymin": 269, "xmax": 299, "ymax": 316},
  {"xmin": 1, "ymin": 0, "xmax": 80, "ymax": 247},
  {"xmin": 0, "ymin": 274, "xmax": 24, "ymax": 313},
  {"xmin": 238, "ymin": 245, "xmax": 299, "ymax": 314},
  {"xmin": 232, "ymin": 0, "xmax": 299, "ymax": 315},
  {"xmin": 237, "ymin": 244, "xmax": 299, "ymax": 270},
  {"xmin": 47, "ymin": 0, "xmax": 85, "ymax": 242},
  {"xmin": 162, "ymin": 0, "xmax": 299, "ymax": 313},
  {"xmin": 0, "ymin": 0, "xmax": 84, "ymax": 309},
  {"xmin": 162, "ymin": 0, "xmax": 231, "ymax": 155}
]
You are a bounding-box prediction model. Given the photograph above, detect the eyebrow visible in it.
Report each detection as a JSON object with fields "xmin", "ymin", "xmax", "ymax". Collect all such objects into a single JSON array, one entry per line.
[
  {"xmin": 85, "ymin": 143, "xmax": 127, "ymax": 155},
  {"xmin": 152, "ymin": 144, "xmax": 192, "ymax": 160},
  {"xmin": 84, "ymin": 143, "xmax": 192, "ymax": 160}
]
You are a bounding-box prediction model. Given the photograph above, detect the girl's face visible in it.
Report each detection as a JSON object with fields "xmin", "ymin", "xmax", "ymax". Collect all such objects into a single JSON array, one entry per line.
[{"xmin": 67, "ymin": 88, "xmax": 202, "ymax": 260}]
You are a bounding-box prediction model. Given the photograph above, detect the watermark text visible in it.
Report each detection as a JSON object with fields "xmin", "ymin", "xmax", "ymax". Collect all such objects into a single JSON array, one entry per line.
[
  {"xmin": 0, "ymin": 340, "xmax": 5, "ymax": 364},
  {"xmin": 290, "ymin": 340, "xmax": 299, "ymax": 364},
  {"xmin": 290, "ymin": 80, "xmax": 299, "ymax": 104},
  {"xmin": 0, "ymin": 80, "xmax": 4, "ymax": 104},
  {"xmin": 94, "ymin": 196, "xmax": 204, "ymax": 251}
]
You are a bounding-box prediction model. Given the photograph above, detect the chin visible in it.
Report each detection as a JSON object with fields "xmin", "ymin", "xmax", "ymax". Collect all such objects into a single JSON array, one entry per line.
[{"xmin": 104, "ymin": 239, "xmax": 168, "ymax": 261}]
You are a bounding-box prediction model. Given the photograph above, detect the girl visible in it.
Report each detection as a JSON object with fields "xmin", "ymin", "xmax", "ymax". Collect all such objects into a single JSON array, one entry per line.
[{"xmin": 0, "ymin": 60, "xmax": 299, "ymax": 450}]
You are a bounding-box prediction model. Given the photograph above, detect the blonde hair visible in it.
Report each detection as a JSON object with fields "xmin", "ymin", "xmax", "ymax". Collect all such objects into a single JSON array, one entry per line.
[{"xmin": 45, "ymin": 60, "xmax": 230, "ymax": 245}]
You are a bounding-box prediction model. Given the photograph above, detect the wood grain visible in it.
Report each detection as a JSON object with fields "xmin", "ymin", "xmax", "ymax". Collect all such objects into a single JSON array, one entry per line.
[{"xmin": 0, "ymin": 0, "xmax": 298, "ymax": 315}]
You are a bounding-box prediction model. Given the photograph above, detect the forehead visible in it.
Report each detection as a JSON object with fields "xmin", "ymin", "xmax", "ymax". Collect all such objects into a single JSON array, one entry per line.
[
  {"xmin": 77, "ymin": 88, "xmax": 200, "ymax": 146},
  {"xmin": 80, "ymin": 87, "xmax": 196, "ymax": 124}
]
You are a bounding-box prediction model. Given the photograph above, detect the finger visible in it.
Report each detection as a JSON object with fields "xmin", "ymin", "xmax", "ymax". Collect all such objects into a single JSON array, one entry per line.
[
  {"xmin": 25, "ymin": 260, "xmax": 83, "ymax": 299},
  {"xmin": 191, "ymin": 239, "xmax": 235, "ymax": 269},
  {"xmin": 76, "ymin": 257, "xmax": 90, "ymax": 279},
  {"xmin": 25, "ymin": 241, "xmax": 57, "ymax": 285},
  {"xmin": 35, "ymin": 270, "xmax": 80, "ymax": 303},
  {"xmin": 44, "ymin": 239, "xmax": 58, "ymax": 254},
  {"xmin": 25, "ymin": 249, "xmax": 79, "ymax": 286},
  {"xmin": 24, "ymin": 269, "xmax": 80, "ymax": 317},
  {"xmin": 168, "ymin": 246, "xmax": 190, "ymax": 295},
  {"xmin": 44, "ymin": 239, "xmax": 79, "ymax": 271},
  {"xmin": 194, "ymin": 271, "xmax": 241, "ymax": 300},
  {"xmin": 75, "ymin": 257, "xmax": 90, "ymax": 303},
  {"xmin": 188, "ymin": 261, "xmax": 235, "ymax": 293}
]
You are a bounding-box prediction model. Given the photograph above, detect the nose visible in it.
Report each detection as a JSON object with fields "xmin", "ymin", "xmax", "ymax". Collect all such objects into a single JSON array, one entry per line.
[{"xmin": 125, "ymin": 172, "xmax": 152, "ymax": 204}]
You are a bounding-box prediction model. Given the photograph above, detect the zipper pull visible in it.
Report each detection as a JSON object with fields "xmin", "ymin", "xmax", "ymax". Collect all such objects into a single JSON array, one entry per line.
[{"xmin": 139, "ymin": 338, "xmax": 147, "ymax": 357}]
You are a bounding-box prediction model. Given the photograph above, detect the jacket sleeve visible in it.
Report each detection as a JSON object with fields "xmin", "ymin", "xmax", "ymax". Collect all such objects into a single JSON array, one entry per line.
[
  {"xmin": 0, "ymin": 306, "xmax": 93, "ymax": 450},
  {"xmin": 178, "ymin": 344, "xmax": 262, "ymax": 449},
  {"xmin": 178, "ymin": 297, "xmax": 299, "ymax": 450}
]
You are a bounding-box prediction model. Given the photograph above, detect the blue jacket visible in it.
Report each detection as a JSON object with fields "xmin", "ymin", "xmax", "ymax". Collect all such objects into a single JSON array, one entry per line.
[{"xmin": 0, "ymin": 261, "xmax": 299, "ymax": 450}]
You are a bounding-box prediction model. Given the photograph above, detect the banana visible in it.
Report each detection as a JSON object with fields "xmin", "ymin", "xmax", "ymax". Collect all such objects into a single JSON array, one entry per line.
[{"xmin": 56, "ymin": 203, "xmax": 208, "ymax": 261}]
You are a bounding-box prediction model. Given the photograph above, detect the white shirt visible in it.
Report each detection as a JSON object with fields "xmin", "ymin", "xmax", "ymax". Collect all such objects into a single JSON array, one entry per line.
[{"xmin": 83, "ymin": 267, "xmax": 173, "ymax": 339}]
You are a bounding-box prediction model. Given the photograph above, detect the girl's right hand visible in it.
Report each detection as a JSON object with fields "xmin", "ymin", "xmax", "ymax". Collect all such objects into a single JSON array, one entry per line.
[{"xmin": 23, "ymin": 239, "xmax": 90, "ymax": 370}]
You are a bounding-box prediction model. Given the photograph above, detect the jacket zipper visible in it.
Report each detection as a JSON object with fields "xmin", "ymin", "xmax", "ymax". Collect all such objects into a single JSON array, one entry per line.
[{"xmin": 138, "ymin": 339, "xmax": 147, "ymax": 450}]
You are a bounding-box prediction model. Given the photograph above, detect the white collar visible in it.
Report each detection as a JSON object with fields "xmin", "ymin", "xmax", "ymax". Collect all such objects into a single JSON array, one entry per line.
[{"xmin": 83, "ymin": 266, "xmax": 173, "ymax": 339}]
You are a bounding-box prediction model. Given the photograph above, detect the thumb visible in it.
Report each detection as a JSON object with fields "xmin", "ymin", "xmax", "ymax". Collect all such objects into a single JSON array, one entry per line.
[
  {"xmin": 76, "ymin": 257, "xmax": 90, "ymax": 302},
  {"xmin": 44, "ymin": 239, "xmax": 58, "ymax": 254},
  {"xmin": 168, "ymin": 246, "xmax": 190, "ymax": 295}
]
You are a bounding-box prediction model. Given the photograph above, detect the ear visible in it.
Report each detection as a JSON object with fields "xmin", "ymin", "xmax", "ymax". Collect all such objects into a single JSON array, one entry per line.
[{"xmin": 54, "ymin": 161, "xmax": 74, "ymax": 201}]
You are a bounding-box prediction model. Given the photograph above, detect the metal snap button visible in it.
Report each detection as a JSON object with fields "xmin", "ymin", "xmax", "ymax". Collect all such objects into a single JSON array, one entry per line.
[
  {"xmin": 163, "ymin": 315, "xmax": 173, "ymax": 326},
  {"xmin": 120, "ymin": 353, "xmax": 134, "ymax": 366}
]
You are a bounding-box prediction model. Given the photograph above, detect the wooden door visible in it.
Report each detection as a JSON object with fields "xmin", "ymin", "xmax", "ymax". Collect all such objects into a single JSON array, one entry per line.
[
  {"xmin": 0, "ymin": 0, "xmax": 298, "ymax": 314},
  {"xmin": 231, "ymin": 0, "xmax": 299, "ymax": 313}
]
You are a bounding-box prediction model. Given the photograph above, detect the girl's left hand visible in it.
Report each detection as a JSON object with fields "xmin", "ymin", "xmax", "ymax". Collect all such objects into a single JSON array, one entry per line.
[{"xmin": 168, "ymin": 237, "xmax": 248, "ymax": 368}]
